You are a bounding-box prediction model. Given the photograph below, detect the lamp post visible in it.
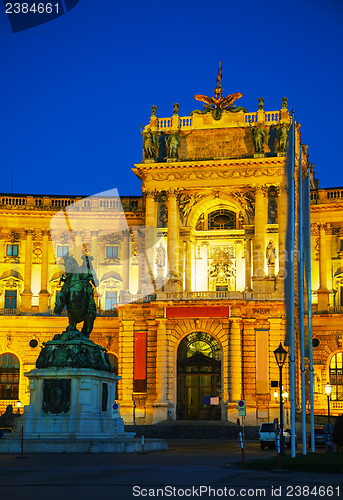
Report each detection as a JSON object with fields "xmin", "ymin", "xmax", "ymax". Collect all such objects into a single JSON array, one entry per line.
[
  {"xmin": 324, "ymin": 383, "xmax": 332, "ymax": 425},
  {"xmin": 16, "ymin": 400, "xmax": 21, "ymax": 415},
  {"xmin": 324, "ymin": 383, "xmax": 332, "ymax": 451},
  {"xmin": 274, "ymin": 342, "xmax": 288, "ymax": 455}
]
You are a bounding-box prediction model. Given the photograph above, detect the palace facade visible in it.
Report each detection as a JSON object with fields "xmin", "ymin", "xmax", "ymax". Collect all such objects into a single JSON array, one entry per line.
[{"xmin": 0, "ymin": 88, "xmax": 342, "ymax": 426}]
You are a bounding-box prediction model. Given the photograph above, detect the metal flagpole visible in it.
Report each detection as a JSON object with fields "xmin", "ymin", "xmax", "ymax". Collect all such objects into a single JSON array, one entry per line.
[
  {"xmin": 298, "ymin": 144, "xmax": 307, "ymax": 455},
  {"xmin": 307, "ymin": 163, "xmax": 315, "ymax": 453},
  {"xmin": 289, "ymin": 111, "xmax": 296, "ymax": 458}
]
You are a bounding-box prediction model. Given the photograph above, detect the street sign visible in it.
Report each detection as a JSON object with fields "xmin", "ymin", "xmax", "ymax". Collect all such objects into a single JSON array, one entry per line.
[
  {"xmin": 112, "ymin": 403, "xmax": 120, "ymax": 413},
  {"xmin": 238, "ymin": 400, "xmax": 246, "ymax": 416}
]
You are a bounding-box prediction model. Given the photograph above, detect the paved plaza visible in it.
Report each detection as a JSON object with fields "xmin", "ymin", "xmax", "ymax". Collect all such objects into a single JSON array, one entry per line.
[{"xmin": 0, "ymin": 440, "xmax": 341, "ymax": 500}]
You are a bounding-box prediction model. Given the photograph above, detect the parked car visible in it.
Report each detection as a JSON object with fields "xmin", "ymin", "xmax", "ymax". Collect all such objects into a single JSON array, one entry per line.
[
  {"xmin": 259, "ymin": 423, "xmax": 296, "ymax": 449},
  {"xmin": 308, "ymin": 426, "xmax": 326, "ymax": 447}
]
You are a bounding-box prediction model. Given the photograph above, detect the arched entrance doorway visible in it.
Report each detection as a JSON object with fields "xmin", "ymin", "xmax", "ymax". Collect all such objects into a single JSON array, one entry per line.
[{"xmin": 177, "ymin": 332, "xmax": 221, "ymax": 420}]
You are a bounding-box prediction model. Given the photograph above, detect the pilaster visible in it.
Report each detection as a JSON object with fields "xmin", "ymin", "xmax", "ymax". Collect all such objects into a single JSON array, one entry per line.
[
  {"xmin": 153, "ymin": 318, "xmax": 172, "ymax": 422},
  {"xmin": 21, "ymin": 230, "xmax": 33, "ymax": 312},
  {"xmin": 118, "ymin": 317, "xmax": 135, "ymax": 423},
  {"xmin": 317, "ymin": 223, "xmax": 329, "ymax": 312},
  {"xmin": 38, "ymin": 230, "xmax": 50, "ymax": 313}
]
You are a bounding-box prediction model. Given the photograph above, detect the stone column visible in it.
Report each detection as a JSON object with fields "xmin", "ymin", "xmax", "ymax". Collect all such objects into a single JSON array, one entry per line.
[
  {"xmin": 122, "ymin": 230, "xmax": 130, "ymax": 292},
  {"xmin": 21, "ymin": 230, "xmax": 33, "ymax": 312},
  {"xmin": 118, "ymin": 317, "xmax": 135, "ymax": 423},
  {"xmin": 153, "ymin": 318, "xmax": 171, "ymax": 422},
  {"xmin": 74, "ymin": 232, "xmax": 83, "ymax": 263},
  {"xmin": 185, "ymin": 240, "xmax": 193, "ymax": 292},
  {"xmin": 252, "ymin": 187, "xmax": 267, "ymax": 293},
  {"xmin": 317, "ymin": 223, "xmax": 329, "ymax": 311},
  {"xmin": 39, "ymin": 230, "xmax": 50, "ymax": 313},
  {"xmin": 137, "ymin": 229, "xmax": 145, "ymax": 294},
  {"xmin": 144, "ymin": 190, "xmax": 157, "ymax": 281},
  {"xmin": 167, "ymin": 189, "xmax": 179, "ymax": 279},
  {"xmin": 0, "ymin": 236, "xmax": 4, "ymax": 263},
  {"xmin": 91, "ymin": 231, "xmax": 99, "ymax": 309},
  {"xmin": 245, "ymin": 236, "xmax": 252, "ymax": 291}
]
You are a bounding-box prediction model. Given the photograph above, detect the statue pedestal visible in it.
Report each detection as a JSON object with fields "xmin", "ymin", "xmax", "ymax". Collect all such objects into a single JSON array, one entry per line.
[{"xmin": 21, "ymin": 367, "xmax": 129, "ymax": 439}]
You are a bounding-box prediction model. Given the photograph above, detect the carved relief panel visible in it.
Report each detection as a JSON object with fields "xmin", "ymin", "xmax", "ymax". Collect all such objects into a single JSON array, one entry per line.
[{"xmin": 208, "ymin": 245, "xmax": 236, "ymax": 291}]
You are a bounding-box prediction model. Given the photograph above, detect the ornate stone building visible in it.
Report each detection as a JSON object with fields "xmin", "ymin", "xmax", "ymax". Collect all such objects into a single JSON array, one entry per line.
[{"xmin": 0, "ymin": 86, "xmax": 342, "ymax": 426}]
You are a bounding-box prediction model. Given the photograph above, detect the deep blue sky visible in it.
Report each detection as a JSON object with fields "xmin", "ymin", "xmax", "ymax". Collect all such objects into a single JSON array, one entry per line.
[{"xmin": 1, "ymin": 0, "xmax": 342, "ymax": 197}]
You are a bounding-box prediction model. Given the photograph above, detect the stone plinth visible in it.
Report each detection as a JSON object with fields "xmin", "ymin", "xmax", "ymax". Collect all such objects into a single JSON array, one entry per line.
[{"xmin": 21, "ymin": 367, "xmax": 129, "ymax": 439}]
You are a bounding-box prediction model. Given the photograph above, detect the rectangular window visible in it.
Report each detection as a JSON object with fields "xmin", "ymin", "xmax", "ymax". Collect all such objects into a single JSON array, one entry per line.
[
  {"xmin": 57, "ymin": 246, "xmax": 69, "ymax": 257},
  {"xmin": 105, "ymin": 291, "xmax": 117, "ymax": 310},
  {"xmin": 6, "ymin": 244, "xmax": 18, "ymax": 256},
  {"xmin": 5, "ymin": 290, "xmax": 17, "ymax": 310},
  {"xmin": 106, "ymin": 246, "xmax": 118, "ymax": 258},
  {"xmin": 134, "ymin": 332, "xmax": 147, "ymax": 393}
]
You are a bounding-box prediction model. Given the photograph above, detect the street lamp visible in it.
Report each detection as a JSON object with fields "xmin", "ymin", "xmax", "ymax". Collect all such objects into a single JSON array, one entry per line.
[
  {"xmin": 324, "ymin": 383, "xmax": 332, "ymax": 425},
  {"xmin": 16, "ymin": 400, "xmax": 21, "ymax": 415},
  {"xmin": 274, "ymin": 342, "xmax": 288, "ymax": 455}
]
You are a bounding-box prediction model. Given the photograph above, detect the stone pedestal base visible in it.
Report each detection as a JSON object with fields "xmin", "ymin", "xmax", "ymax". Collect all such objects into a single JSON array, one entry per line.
[
  {"xmin": 21, "ymin": 367, "xmax": 131, "ymax": 439},
  {"xmin": 152, "ymin": 401, "xmax": 173, "ymax": 423},
  {"xmin": 38, "ymin": 291, "xmax": 49, "ymax": 313},
  {"xmin": 163, "ymin": 275, "xmax": 182, "ymax": 293},
  {"xmin": 252, "ymin": 276, "xmax": 277, "ymax": 293},
  {"xmin": 21, "ymin": 291, "xmax": 33, "ymax": 312},
  {"xmin": 317, "ymin": 289, "xmax": 330, "ymax": 312}
]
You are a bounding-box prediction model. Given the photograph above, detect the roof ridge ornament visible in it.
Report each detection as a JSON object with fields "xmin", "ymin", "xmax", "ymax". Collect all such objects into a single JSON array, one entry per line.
[{"xmin": 193, "ymin": 62, "xmax": 247, "ymax": 120}]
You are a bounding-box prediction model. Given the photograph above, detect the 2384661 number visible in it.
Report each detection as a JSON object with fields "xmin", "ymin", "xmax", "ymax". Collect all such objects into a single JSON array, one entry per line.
[{"xmin": 5, "ymin": 3, "xmax": 59, "ymax": 14}]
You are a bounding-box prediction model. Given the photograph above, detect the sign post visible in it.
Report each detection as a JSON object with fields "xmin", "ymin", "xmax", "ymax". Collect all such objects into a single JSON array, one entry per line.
[{"xmin": 237, "ymin": 400, "xmax": 246, "ymax": 463}]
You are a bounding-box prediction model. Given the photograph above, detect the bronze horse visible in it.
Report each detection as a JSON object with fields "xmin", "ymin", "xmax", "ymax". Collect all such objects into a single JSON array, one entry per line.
[{"xmin": 54, "ymin": 256, "xmax": 97, "ymax": 339}]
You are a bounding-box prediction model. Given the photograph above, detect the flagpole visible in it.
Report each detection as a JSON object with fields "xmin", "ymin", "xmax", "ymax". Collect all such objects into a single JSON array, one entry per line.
[
  {"xmin": 298, "ymin": 143, "xmax": 307, "ymax": 455},
  {"xmin": 307, "ymin": 163, "xmax": 315, "ymax": 453},
  {"xmin": 290, "ymin": 111, "xmax": 296, "ymax": 458}
]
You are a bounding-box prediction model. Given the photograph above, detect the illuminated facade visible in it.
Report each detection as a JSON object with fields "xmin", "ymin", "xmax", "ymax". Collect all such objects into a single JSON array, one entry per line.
[{"xmin": 0, "ymin": 90, "xmax": 343, "ymax": 426}]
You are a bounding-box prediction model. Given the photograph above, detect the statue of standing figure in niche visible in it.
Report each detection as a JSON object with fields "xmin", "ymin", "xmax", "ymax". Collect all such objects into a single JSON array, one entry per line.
[
  {"xmin": 266, "ymin": 240, "xmax": 276, "ymax": 266},
  {"xmin": 277, "ymin": 122, "xmax": 290, "ymax": 152},
  {"xmin": 167, "ymin": 130, "xmax": 180, "ymax": 160},
  {"xmin": 156, "ymin": 244, "xmax": 166, "ymax": 268},
  {"xmin": 156, "ymin": 243, "xmax": 166, "ymax": 267},
  {"xmin": 251, "ymin": 126, "xmax": 268, "ymax": 154}
]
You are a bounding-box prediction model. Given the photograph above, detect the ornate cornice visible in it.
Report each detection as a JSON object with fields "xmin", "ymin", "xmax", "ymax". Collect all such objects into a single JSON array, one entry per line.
[{"xmin": 143, "ymin": 167, "xmax": 282, "ymax": 183}]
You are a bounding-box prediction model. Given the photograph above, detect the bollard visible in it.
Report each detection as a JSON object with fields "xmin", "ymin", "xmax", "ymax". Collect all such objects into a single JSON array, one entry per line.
[
  {"xmin": 237, "ymin": 418, "xmax": 245, "ymax": 463},
  {"xmin": 141, "ymin": 434, "xmax": 145, "ymax": 454},
  {"xmin": 276, "ymin": 428, "xmax": 281, "ymax": 470},
  {"xmin": 20, "ymin": 426, "xmax": 24, "ymax": 457}
]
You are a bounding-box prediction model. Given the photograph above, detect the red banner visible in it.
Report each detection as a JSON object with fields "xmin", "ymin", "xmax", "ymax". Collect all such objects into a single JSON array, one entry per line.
[{"xmin": 134, "ymin": 331, "xmax": 147, "ymax": 385}]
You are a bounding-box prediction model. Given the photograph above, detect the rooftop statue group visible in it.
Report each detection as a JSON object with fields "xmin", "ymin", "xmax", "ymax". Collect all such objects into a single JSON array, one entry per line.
[
  {"xmin": 142, "ymin": 93, "xmax": 291, "ymax": 161},
  {"xmin": 141, "ymin": 125, "xmax": 181, "ymax": 162}
]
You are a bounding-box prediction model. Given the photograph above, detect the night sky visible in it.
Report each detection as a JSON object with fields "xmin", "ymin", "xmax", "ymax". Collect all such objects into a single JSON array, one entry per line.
[{"xmin": 1, "ymin": 0, "xmax": 342, "ymax": 198}]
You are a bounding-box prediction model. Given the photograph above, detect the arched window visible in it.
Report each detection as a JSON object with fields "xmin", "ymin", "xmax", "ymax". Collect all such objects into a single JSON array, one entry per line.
[
  {"xmin": 107, "ymin": 353, "xmax": 118, "ymax": 375},
  {"xmin": 329, "ymin": 352, "xmax": 343, "ymax": 401},
  {"xmin": 0, "ymin": 353, "xmax": 20, "ymax": 400},
  {"xmin": 208, "ymin": 209, "xmax": 236, "ymax": 230}
]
